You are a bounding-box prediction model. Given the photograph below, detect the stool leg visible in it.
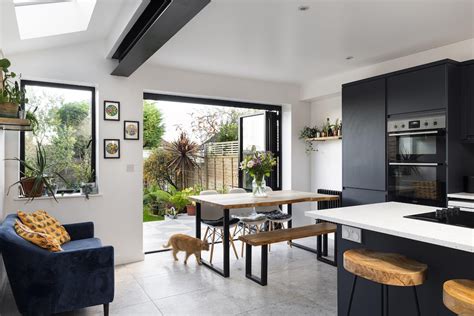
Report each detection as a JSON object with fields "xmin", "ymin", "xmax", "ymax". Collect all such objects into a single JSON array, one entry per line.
[
  {"xmin": 413, "ymin": 286, "xmax": 421, "ymax": 316},
  {"xmin": 381, "ymin": 284, "xmax": 384, "ymax": 316},
  {"xmin": 347, "ymin": 275, "xmax": 358, "ymax": 316},
  {"xmin": 385, "ymin": 285, "xmax": 389, "ymax": 316}
]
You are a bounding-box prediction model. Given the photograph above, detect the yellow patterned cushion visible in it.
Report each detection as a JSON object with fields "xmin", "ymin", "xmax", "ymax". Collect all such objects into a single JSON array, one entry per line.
[
  {"xmin": 17, "ymin": 210, "xmax": 71, "ymax": 244},
  {"xmin": 14, "ymin": 220, "xmax": 63, "ymax": 252}
]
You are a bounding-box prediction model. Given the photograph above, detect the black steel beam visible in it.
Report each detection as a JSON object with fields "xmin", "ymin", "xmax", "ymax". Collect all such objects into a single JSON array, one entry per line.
[{"xmin": 111, "ymin": 0, "xmax": 210, "ymax": 77}]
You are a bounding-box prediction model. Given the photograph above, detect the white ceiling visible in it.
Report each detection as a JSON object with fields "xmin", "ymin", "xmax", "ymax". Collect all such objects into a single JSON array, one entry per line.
[
  {"xmin": 0, "ymin": 0, "xmax": 138, "ymax": 55},
  {"xmin": 1, "ymin": 0, "xmax": 473, "ymax": 84},
  {"xmin": 149, "ymin": 0, "xmax": 474, "ymax": 83}
]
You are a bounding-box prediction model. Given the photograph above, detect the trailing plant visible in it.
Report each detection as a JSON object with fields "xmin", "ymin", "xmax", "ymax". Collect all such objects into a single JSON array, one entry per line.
[
  {"xmin": 0, "ymin": 58, "xmax": 28, "ymax": 105},
  {"xmin": 6, "ymin": 142, "xmax": 68, "ymax": 202},
  {"xmin": 299, "ymin": 126, "xmax": 319, "ymax": 153}
]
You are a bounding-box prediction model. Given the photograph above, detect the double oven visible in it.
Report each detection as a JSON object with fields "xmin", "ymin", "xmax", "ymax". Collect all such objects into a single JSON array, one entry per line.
[{"xmin": 387, "ymin": 113, "xmax": 446, "ymax": 207}]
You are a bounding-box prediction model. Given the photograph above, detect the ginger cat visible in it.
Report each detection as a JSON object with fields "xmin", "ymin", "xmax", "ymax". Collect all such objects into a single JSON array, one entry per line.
[{"xmin": 163, "ymin": 234, "xmax": 209, "ymax": 265}]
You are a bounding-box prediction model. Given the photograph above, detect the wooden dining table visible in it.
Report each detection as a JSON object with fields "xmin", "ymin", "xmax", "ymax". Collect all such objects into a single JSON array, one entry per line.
[{"xmin": 188, "ymin": 190, "xmax": 340, "ymax": 278}]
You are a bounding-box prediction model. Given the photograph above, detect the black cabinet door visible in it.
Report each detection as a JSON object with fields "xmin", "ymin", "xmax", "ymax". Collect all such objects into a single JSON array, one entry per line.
[
  {"xmin": 461, "ymin": 64, "xmax": 474, "ymax": 141},
  {"xmin": 342, "ymin": 78, "xmax": 386, "ymax": 191},
  {"xmin": 387, "ymin": 64, "xmax": 447, "ymax": 115},
  {"xmin": 342, "ymin": 188, "xmax": 387, "ymax": 206}
]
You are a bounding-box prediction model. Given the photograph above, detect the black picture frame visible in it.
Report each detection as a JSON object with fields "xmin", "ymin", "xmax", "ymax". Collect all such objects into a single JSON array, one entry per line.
[
  {"xmin": 104, "ymin": 101, "xmax": 120, "ymax": 121},
  {"xmin": 124, "ymin": 120, "xmax": 140, "ymax": 140},
  {"xmin": 104, "ymin": 139, "xmax": 120, "ymax": 159}
]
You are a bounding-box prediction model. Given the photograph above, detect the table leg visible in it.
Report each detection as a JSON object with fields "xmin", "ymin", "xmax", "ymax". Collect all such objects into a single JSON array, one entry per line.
[
  {"xmin": 223, "ymin": 208, "xmax": 230, "ymax": 277},
  {"xmin": 287, "ymin": 203, "xmax": 292, "ymax": 228},
  {"xmin": 196, "ymin": 202, "xmax": 201, "ymax": 239}
]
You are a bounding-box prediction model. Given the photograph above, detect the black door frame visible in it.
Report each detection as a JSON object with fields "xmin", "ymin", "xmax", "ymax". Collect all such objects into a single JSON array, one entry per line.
[{"xmin": 143, "ymin": 93, "xmax": 283, "ymax": 191}]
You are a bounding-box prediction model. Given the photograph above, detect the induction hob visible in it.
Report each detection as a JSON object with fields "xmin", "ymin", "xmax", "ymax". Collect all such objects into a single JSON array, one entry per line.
[{"xmin": 404, "ymin": 207, "xmax": 474, "ymax": 229}]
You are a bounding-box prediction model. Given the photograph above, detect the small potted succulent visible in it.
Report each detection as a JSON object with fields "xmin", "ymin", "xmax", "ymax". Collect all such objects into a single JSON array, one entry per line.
[{"xmin": 0, "ymin": 58, "xmax": 28, "ymax": 118}]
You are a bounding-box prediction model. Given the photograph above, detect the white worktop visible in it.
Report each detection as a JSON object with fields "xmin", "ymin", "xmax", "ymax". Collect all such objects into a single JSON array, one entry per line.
[{"xmin": 305, "ymin": 202, "xmax": 474, "ymax": 253}]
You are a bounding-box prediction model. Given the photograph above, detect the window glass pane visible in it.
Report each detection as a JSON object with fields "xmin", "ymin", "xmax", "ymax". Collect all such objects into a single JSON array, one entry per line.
[{"xmin": 23, "ymin": 84, "xmax": 94, "ymax": 192}]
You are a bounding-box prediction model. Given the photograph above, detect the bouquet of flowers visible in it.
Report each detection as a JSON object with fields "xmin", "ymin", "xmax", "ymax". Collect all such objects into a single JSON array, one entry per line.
[{"xmin": 240, "ymin": 149, "xmax": 277, "ymax": 196}]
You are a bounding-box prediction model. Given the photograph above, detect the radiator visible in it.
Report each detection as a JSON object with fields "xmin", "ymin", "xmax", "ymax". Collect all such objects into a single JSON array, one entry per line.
[{"xmin": 317, "ymin": 189, "xmax": 342, "ymax": 210}]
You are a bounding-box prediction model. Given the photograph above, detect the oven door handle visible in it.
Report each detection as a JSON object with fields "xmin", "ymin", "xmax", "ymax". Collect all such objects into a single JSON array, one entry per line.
[
  {"xmin": 388, "ymin": 130, "xmax": 439, "ymax": 137},
  {"xmin": 389, "ymin": 162, "xmax": 441, "ymax": 166}
]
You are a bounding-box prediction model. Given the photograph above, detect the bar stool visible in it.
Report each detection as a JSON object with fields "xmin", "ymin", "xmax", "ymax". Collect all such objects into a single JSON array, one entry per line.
[
  {"xmin": 344, "ymin": 249, "xmax": 428, "ymax": 316},
  {"xmin": 443, "ymin": 279, "xmax": 474, "ymax": 315}
]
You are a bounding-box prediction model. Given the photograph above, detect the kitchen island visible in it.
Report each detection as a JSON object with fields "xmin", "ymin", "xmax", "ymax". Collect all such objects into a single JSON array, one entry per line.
[{"xmin": 306, "ymin": 202, "xmax": 474, "ymax": 316}]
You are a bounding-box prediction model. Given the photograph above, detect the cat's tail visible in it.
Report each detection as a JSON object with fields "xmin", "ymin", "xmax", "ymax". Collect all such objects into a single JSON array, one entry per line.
[{"xmin": 162, "ymin": 239, "xmax": 171, "ymax": 248}]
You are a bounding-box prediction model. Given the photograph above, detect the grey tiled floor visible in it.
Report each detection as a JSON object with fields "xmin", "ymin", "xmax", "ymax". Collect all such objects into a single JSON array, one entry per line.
[
  {"xmin": 0, "ymin": 239, "xmax": 337, "ymax": 316},
  {"xmin": 143, "ymin": 215, "xmax": 200, "ymax": 253}
]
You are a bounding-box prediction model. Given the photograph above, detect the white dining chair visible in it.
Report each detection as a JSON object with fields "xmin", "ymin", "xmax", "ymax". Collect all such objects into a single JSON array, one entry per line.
[{"xmin": 229, "ymin": 188, "xmax": 267, "ymax": 257}]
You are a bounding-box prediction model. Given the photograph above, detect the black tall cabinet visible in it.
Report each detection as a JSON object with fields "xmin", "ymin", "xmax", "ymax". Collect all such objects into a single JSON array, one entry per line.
[{"xmin": 342, "ymin": 78, "xmax": 387, "ymax": 206}]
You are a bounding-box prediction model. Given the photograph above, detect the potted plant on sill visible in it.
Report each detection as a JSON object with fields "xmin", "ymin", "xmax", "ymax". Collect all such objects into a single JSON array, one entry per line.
[
  {"xmin": 7, "ymin": 142, "xmax": 68, "ymax": 202},
  {"xmin": 0, "ymin": 58, "xmax": 28, "ymax": 118}
]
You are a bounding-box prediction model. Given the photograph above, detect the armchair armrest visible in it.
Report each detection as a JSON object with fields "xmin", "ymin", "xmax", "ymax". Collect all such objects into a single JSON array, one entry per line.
[{"xmin": 63, "ymin": 222, "xmax": 94, "ymax": 240}]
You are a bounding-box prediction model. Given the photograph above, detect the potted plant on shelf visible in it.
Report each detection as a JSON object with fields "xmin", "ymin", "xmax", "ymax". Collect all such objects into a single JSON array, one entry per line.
[
  {"xmin": 299, "ymin": 125, "xmax": 319, "ymax": 153},
  {"xmin": 0, "ymin": 58, "xmax": 28, "ymax": 118},
  {"xmin": 7, "ymin": 142, "xmax": 68, "ymax": 202},
  {"xmin": 334, "ymin": 119, "xmax": 342, "ymax": 136},
  {"xmin": 240, "ymin": 148, "xmax": 277, "ymax": 197}
]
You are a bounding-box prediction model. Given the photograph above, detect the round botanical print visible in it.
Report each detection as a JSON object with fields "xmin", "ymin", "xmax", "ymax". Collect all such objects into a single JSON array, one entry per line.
[
  {"xmin": 106, "ymin": 143, "xmax": 118, "ymax": 155},
  {"xmin": 105, "ymin": 104, "xmax": 118, "ymax": 117},
  {"xmin": 126, "ymin": 124, "xmax": 138, "ymax": 136}
]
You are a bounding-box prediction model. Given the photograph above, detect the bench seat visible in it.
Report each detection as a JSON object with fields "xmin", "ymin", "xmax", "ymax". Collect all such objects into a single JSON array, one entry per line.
[
  {"xmin": 240, "ymin": 223, "xmax": 338, "ymax": 286},
  {"xmin": 239, "ymin": 223, "xmax": 337, "ymax": 246}
]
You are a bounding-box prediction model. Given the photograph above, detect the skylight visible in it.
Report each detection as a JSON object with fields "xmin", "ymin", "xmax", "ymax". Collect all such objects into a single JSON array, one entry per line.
[{"xmin": 14, "ymin": 0, "xmax": 97, "ymax": 40}]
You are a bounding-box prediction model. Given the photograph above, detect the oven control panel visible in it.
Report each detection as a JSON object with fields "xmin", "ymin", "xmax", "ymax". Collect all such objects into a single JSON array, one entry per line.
[{"xmin": 388, "ymin": 114, "xmax": 446, "ymax": 133}]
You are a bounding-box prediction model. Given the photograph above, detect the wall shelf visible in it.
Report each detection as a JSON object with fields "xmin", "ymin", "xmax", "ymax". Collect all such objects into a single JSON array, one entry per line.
[
  {"xmin": 0, "ymin": 118, "xmax": 32, "ymax": 131},
  {"xmin": 306, "ymin": 136, "xmax": 342, "ymax": 142}
]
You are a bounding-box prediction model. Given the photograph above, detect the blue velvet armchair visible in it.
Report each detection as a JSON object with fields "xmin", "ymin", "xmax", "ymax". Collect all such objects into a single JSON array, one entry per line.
[{"xmin": 0, "ymin": 214, "xmax": 114, "ymax": 316}]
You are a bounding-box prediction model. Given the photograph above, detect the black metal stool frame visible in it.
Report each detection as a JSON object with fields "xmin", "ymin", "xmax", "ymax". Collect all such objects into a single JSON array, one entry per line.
[{"xmin": 346, "ymin": 275, "xmax": 422, "ymax": 316}]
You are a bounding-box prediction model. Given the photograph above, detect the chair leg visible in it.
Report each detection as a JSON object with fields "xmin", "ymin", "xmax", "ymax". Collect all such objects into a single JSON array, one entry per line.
[
  {"xmin": 241, "ymin": 223, "xmax": 246, "ymax": 257},
  {"xmin": 209, "ymin": 228, "xmax": 216, "ymax": 264},
  {"xmin": 413, "ymin": 286, "xmax": 421, "ymax": 316},
  {"xmin": 347, "ymin": 275, "xmax": 358, "ymax": 316},
  {"xmin": 104, "ymin": 303, "xmax": 109, "ymax": 316},
  {"xmin": 203, "ymin": 226, "xmax": 210, "ymax": 241},
  {"xmin": 225, "ymin": 228, "xmax": 239, "ymax": 260},
  {"xmin": 268, "ymin": 222, "xmax": 272, "ymax": 252}
]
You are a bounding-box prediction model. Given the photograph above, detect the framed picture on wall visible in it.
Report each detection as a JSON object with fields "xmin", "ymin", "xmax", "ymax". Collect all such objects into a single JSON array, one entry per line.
[
  {"xmin": 104, "ymin": 101, "xmax": 120, "ymax": 121},
  {"xmin": 104, "ymin": 139, "xmax": 120, "ymax": 159},
  {"xmin": 124, "ymin": 120, "xmax": 139, "ymax": 140}
]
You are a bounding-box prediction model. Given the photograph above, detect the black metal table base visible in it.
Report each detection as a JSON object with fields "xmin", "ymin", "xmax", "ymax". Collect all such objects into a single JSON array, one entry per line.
[
  {"xmin": 196, "ymin": 203, "xmax": 230, "ymax": 277},
  {"xmin": 288, "ymin": 205, "xmax": 337, "ymax": 267}
]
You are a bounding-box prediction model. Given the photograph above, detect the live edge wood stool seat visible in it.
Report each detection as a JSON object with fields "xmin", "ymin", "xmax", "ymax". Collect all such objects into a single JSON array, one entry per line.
[
  {"xmin": 344, "ymin": 249, "xmax": 428, "ymax": 316},
  {"xmin": 239, "ymin": 223, "xmax": 337, "ymax": 286},
  {"xmin": 443, "ymin": 279, "xmax": 474, "ymax": 315}
]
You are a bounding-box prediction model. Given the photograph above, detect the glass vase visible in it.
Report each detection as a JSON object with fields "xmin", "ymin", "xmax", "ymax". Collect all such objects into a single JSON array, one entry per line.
[{"xmin": 252, "ymin": 176, "xmax": 267, "ymax": 197}]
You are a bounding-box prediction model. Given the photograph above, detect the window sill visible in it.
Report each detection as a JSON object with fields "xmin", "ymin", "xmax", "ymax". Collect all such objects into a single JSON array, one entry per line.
[{"xmin": 14, "ymin": 193, "xmax": 103, "ymax": 201}]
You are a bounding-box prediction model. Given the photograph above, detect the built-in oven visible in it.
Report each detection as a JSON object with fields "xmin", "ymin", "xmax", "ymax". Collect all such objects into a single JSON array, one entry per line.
[
  {"xmin": 388, "ymin": 114, "xmax": 446, "ymax": 163},
  {"xmin": 387, "ymin": 113, "xmax": 447, "ymax": 207},
  {"xmin": 388, "ymin": 162, "xmax": 446, "ymax": 207}
]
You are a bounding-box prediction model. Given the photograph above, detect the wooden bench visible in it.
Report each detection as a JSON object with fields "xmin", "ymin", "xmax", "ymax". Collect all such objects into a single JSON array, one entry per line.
[{"xmin": 239, "ymin": 223, "xmax": 337, "ymax": 285}]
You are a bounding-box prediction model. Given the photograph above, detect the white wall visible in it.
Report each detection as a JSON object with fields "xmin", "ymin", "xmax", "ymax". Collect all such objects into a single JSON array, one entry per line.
[
  {"xmin": 310, "ymin": 96, "xmax": 342, "ymax": 193},
  {"xmin": 2, "ymin": 40, "xmax": 311, "ymax": 265},
  {"xmin": 302, "ymin": 38, "xmax": 474, "ymax": 101}
]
